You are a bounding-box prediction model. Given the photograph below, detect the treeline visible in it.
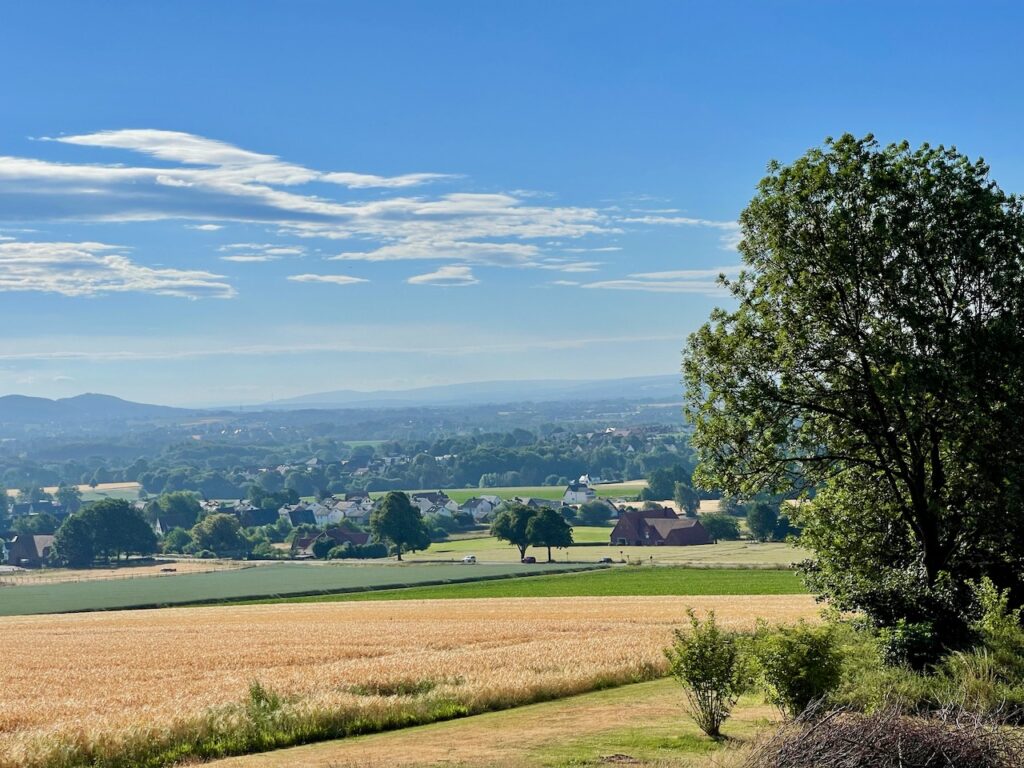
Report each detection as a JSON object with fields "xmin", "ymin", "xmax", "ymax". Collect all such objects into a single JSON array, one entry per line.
[{"xmin": 1, "ymin": 428, "xmax": 693, "ymax": 501}]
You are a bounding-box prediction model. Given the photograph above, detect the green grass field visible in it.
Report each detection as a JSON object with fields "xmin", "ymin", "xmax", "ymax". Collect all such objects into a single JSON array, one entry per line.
[
  {"xmin": 262, "ymin": 565, "xmax": 806, "ymax": 604},
  {"xmin": 406, "ymin": 534, "xmax": 809, "ymax": 567},
  {"xmin": 370, "ymin": 481, "xmax": 646, "ymax": 505},
  {"xmin": 0, "ymin": 561, "xmax": 597, "ymax": 617}
]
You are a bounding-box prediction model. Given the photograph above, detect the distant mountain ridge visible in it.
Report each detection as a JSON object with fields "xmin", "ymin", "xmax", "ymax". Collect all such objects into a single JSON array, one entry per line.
[
  {"xmin": 265, "ymin": 375, "xmax": 683, "ymax": 409},
  {"xmin": 0, "ymin": 393, "xmax": 192, "ymax": 426}
]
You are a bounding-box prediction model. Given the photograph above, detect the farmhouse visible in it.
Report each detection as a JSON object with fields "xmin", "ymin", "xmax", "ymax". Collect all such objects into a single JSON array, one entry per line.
[
  {"xmin": 563, "ymin": 480, "xmax": 596, "ymax": 504},
  {"xmin": 460, "ymin": 496, "xmax": 500, "ymax": 521},
  {"xmin": 291, "ymin": 526, "xmax": 371, "ymax": 558},
  {"xmin": 609, "ymin": 508, "xmax": 711, "ymax": 546},
  {"xmin": 5, "ymin": 534, "xmax": 55, "ymax": 567}
]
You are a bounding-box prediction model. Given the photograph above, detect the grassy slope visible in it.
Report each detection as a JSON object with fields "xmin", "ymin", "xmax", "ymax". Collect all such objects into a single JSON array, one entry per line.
[
  {"xmin": 203, "ymin": 678, "xmax": 774, "ymax": 768},
  {"xmin": 254, "ymin": 566, "xmax": 806, "ymax": 604},
  {"xmin": 0, "ymin": 562, "xmax": 596, "ymax": 616}
]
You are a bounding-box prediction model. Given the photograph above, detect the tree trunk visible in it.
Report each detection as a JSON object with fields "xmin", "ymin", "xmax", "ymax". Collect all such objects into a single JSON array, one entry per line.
[
  {"xmin": 518, "ymin": 544, "xmax": 527, "ymax": 560},
  {"xmin": 396, "ymin": 547, "xmax": 403, "ymax": 561},
  {"xmin": 547, "ymin": 546, "xmax": 552, "ymax": 562}
]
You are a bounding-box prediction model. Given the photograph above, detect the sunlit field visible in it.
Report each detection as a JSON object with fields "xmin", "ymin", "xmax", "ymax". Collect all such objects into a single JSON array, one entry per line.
[
  {"xmin": 405, "ymin": 535, "xmax": 809, "ymax": 567},
  {"xmin": 0, "ymin": 595, "xmax": 817, "ymax": 767}
]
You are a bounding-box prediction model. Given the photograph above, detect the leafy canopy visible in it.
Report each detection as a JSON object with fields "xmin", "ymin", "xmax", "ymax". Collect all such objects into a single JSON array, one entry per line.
[
  {"xmin": 370, "ymin": 491, "xmax": 430, "ymax": 561},
  {"xmin": 684, "ymin": 134, "xmax": 1024, "ymax": 658}
]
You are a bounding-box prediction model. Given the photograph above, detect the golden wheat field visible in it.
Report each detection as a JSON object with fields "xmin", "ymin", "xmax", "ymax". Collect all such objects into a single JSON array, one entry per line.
[{"xmin": 0, "ymin": 595, "xmax": 817, "ymax": 767}]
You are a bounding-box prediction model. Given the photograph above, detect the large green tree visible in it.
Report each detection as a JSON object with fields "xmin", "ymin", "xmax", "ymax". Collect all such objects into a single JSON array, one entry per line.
[
  {"xmin": 684, "ymin": 135, "xmax": 1024, "ymax": 659},
  {"xmin": 52, "ymin": 514, "xmax": 95, "ymax": 567},
  {"xmin": 526, "ymin": 507, "xmax": 574, "ymax": 562},
  {"xmin": 369, "ymin": 492, "xmax": 430, "ymax": 561},
  {"xmin": 490, "ymin": 503, "xmax": 538, "ymax": 560},
  {"xmin": 190, "ymin": 513, "xmax": 248, "ymax": 557}
]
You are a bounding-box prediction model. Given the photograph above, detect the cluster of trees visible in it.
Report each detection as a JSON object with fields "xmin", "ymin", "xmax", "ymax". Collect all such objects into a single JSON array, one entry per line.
[
  {"xmin": 51, "ymin": 499, "xmax": 157, "ymax": 567},
  {"xmin": 2, "ymin": 425, "xmax": 692, "ymax": 505},
  {"xmin": 490, "ymin": 503, "xmax": 573, "ymax": 561}
]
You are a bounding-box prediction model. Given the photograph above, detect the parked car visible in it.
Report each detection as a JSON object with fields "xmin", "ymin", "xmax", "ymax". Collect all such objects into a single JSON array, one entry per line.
[
  {"xmin": 461, "ymin": 555, "xmax": 477, "ymax": 564},
  {"xmin": 598, "ymin": 557, "xmax": 614, "ymax": 564},
  {"xmin": 521, "ymin": 556, "xmax": 537, "ymax": 564}
]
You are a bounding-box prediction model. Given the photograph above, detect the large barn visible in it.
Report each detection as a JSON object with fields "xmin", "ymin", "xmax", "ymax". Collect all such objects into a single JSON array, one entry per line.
[{"xmin": 609, "ymin": 508, "xmax": 711, "ymax": 546}]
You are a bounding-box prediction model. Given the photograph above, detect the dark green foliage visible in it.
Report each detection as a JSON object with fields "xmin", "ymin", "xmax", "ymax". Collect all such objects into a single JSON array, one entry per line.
[
  {"xmin": 665, "ymin": 609, "xmax": 746, "ymax": 738},
  {"xmin": 753, "ymin": 621, "xmax": 843, "ymax": 718},
  {"xmin": 684, "ymin": 134, "xmax": 1024, "ymax": 660},
  {"xmin": 577, "ymin": 501, "xmax": 611, "ymax": 526},
  {"xmin": 370, "ymin": 492, "xmax": 430, "ymax": 561},
  {"xmin": 311, "ymin": 536, "xmax": 334, "ymax": 559},
  {"xmin": 642, "ymin": 464, "xmax": 693, "ymax": 501},
  {"xmin": 191, "ymin": 513, "xmax": 249, "ymax": 557},
  {"xmin": 160, "ymin": 527, "xmax": 193, "ymax": 554},
  {"xmin": 673, "ymin": 482, "xmax": 701, "ymax": 517},
  {"xmin": 51, "ymin": 514, "xmax": 95, "ymax": 567},
  {"xmin": 12, "ymin": 512, "xmax": 59, "ymax": 535},
  {"xmin": 525, "ymin": 507, "xmax": 573, "ymax": 562},
  {"xmin": 699, "ymin": 513, "xmax": 740, "ymax": 542},
  {"xmin": 489, "ymin": 503, "xmax": 538, "ymax": 559},
  {"xmin": 747, "ymin": 502, "xmax": 779, "ymax": 542},
  {"xmin": 52, "ymin": 498, "xmax": 157, "ymax": 565}
]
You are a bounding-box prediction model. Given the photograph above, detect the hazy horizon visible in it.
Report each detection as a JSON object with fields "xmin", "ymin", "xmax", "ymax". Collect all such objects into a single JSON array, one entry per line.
[{"xmin": 3, "ymin": 1, "xmax": 1023, "ymax": 405}]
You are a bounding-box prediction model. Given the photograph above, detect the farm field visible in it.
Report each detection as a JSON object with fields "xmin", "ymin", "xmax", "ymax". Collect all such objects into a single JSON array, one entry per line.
[
  {"xmin": 0, "ymin": 557, "xmax": 245, "ymax": 586},
  {"xmin": 261, "ymin": 566, "xmax": 806, "ymax": 605},
  {"xmin": 370, "ymin": 480, "xmax": 648, "ymax": 505},
  {"xmin": 5, "ymin": 481, "xmax": 142, "ymax": 503},
  {"xmin": 205, "ymin": 678, "xmax": 773, "ymax": 768},
  {"xmin": 0, "ymin": 596, "xmax": 817, "ymax": 768},
  {"xmin": 0, "ymin": 561, "xmax": 594, "ymax": 616},
  {"xmin": 406, "ymin": 535, "xmax": 809, "ymax": 567}
]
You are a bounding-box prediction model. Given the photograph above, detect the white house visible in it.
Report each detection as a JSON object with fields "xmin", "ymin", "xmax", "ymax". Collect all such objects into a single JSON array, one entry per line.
[
  {"xmin": 460, "ymin": 496, "xmax": 498, "ymax": 521},
  {"xmin": 309, "ymin": 501, "xmax": 343, "ymax": 527},
  {"xmin": 410, "ymin": 491, "xmax": 456, "ymax": 515},
  {"xmin": 562, "ymin": 480, "xmax": 596, "ymax": 504}
]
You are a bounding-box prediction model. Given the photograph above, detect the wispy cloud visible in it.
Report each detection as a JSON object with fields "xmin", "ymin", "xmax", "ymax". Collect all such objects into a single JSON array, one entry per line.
[
  {"xmin": 622, "ymin": 214, "xmax": 742, "ymax": 251},
  {"xmin": 407, "ymin": 265, "xmax": 478, "ymax": 286},
  {"xmin": 220, "ymin": 254, "xmax": 277, "ymax": 263},
  {"xmin": 0, "ymin": 240, "xmax": 234, "ymax": 299},
  {"xmin": 287, "ymin": 273, "xmax": 367, "ymax": 285},
  {"xmin": 186, "ymin": 223, "xmax": 223, "ymax": 231}
]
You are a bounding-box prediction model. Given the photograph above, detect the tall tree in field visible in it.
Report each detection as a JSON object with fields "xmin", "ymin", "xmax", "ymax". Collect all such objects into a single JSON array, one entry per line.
[
  {"xmin": 746, "ymin": 502, "xmax": 778, "ymax": 542},
  {"xmin": 684, "ymin": 135, "xmax": 1024, "ymax": 661},
  {"xmin": 526, "ymin": 507, "xmax": 573, "ymax": 562},
  {"xmin": 489, "ymin": 503, "xmax": 537, "ymax": 560},
  {"xmin": 370, "ymin": 492, "xmax": 430, "ymax": 561},
  {"xmin": 673, "ymin": 482, "xmax": 701, "ymax": 517}
]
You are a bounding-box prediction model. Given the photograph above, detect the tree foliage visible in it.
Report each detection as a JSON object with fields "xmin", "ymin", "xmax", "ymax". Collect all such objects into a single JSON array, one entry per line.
[
  {"xmin": 526, "ymin": 507, "xmax": 574, "ymax": 561},
  {"xmin": 684, "ymin": 134, "xmax": 1024, "ymax": 658},
  {"xmin": 665, "ymin": 609, "xmax": 745, "ymax": 739},
  {"xmin": 53, "ymin": 498, "xmax": 156, "ymax": 565},
  {"xmin": 489, "ymin": 503, "xmax": 537, "ymax": 559},
  {"xmin": 673, "ymin": 481, "xmax": 701, "ymax": 517},
  {"xmin": 700, "ymin": 512, "xmax": 741, "ymax": 543},
  {"xmin": 747, "ymin": 502, "xmax": 779, "ymax": 542},
  {"xmin": 370, "ymin": 491, "xmax": 430, "ymax": 561},
  {"xmin": 190, "ymin": 513, "xmax": 248, "ymax": 557}
]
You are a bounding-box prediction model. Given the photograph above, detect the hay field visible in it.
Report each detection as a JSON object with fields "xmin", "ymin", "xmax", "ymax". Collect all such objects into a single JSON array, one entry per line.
[{"xmin": 0, "ymin": 595, "xmax": 817, "ymax": 767}]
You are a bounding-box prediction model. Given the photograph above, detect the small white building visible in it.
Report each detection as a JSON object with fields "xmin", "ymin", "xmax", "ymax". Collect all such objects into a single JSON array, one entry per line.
[{"xmin": 562, "ymin": 480, "xmax": 596, "ymax": 505}]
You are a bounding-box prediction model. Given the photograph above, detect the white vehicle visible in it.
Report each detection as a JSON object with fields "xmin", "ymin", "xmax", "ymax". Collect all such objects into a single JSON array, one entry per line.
[{"xmin": 461, "ymin": 555, "xmax": 477, "ymax": 564}]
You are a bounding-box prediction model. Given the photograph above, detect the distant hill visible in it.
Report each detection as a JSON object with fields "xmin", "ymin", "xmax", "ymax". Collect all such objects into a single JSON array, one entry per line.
[
  {"xmin": 266, "ymin": 375, "xmax": 682, "ymax": 409},
  {"xmin": 0, "ymin": 393, "xmax": 193, "ymax": 427}
]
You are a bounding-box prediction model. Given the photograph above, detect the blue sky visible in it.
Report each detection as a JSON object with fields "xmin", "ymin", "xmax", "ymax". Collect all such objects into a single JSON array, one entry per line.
[{"xmin": 2, "ymin": 1, "xmax": 1023, "ymax": 406}]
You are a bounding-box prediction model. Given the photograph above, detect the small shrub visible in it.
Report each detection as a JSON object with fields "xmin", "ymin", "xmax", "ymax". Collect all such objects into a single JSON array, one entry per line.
[
  {"xmin": 665, "ymin": 609, "xmax": 746, "ymax": 739},
  {"xmin": 753, "ymin": 621, "xmax": 842, "ymax": 718},
  {"xmin": 348, "ymin": 678, "xmax": 442, "ymax": 697}
]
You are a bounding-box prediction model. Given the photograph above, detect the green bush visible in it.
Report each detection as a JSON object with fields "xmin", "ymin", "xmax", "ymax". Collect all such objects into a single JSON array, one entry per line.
[
  {"xmin": 753, "ymin": 620, "xmax": 843, "ymax": 717},
  {"xmin": 665, "ymin": 609, "xmax": 747, "ymax": 739}
]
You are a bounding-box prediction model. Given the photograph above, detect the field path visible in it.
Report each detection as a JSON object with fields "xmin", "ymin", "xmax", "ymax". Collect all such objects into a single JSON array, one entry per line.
[{"xmin": 205, "ymin": 678, "xmax": 772, "ymax": 767}]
